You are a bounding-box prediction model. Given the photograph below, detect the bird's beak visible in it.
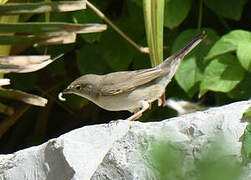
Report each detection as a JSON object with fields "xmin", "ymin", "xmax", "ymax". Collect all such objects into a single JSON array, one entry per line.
[{"xmin": 62, "ymin": 87, "xmax": 71, "ymax": 94}]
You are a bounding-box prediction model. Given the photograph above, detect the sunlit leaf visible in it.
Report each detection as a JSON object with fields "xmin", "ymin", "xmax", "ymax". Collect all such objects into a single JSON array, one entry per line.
[
  {"xmin": 237, "ymin": 43, "xmax": 251, "ymax": 72},
  {"xmin": 0, "ymin": 88, "xmax": 48, "ymax": 107},
  {"xmin": 0, "ymin": 23, "xmax": 107, "ymax": 35},
  {"xmin": 200, "ymin": 54, "xmax": 245, "ymax": 97},
  {"xmin": 205, "ymin": 30, "xmax": 251, "ymax": 61},
  {"xmin": 0, "ymin": 1, "xmax": 86, "ymax": 15}
]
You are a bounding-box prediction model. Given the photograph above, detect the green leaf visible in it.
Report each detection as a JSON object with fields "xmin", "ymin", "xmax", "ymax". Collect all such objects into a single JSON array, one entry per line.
[
  {"xmin": 172, "ymin": 28, "xmax": 219, "ymax": 96},
  {"xmin": 76, "ymin": 44, "xmax": 110, "ymax": 75},
  {"xmin": 97, "ymin": 29, "xmax": 135, "ymax": 71},
  {"xmin": 164, "ymin": 0, "xmax": 191, "ymax": 29},
  {"xmin": 132, "ymin": 51, "xmax": 151, "ymax": 70},
  {"xmin": 0, "ymin": 1, "xmax": 86, "ymax": 15},
  {"xmin": 125, "ymin": 0, "xmax": 146, "ymax": 41},
  {"xmin": 237, "ymin": 43, "xmax": 251, "ymax": 72},
  {"xmin": 242, "ymin": 108, "xmax": 251, "ymax": 119},
  {"xmin": 205, "ymin": 30, "xmax": 251, "ymax": 61},
  {"xmin": 143, "ymin": 0, "xmax": 164, "ymax": 67},
  {"xmin": 72, "ymin": 8, "xmax": 103, "ymax": 43},
  {"xmin": 242, "ymin": 123, "xmax": 251, "ymax": 159},
  {"xmin": 203, "ymin": 0, "xmax": 247, "ymax": 20},
  {"xmin": 228, "ymin": 73, "xmax": 251, "ymax": 100},
  {"xmin": 222, "ymin": 30, "xmax": 251, "ymax": 45},
  {"xmin": 205, "ymin": 40, "xmax": 236, "ymax": 61},
  {"xmin": 200, "ymin": 54, "xmax": 245, "ymax": 97},
  {"xmin": 130, "ymin": 0, "xmax": 143, "ymax": 7}
]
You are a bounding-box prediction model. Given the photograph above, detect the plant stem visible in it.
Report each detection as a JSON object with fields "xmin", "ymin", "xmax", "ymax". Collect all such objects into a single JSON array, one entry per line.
[
  {"xmin": 86, "ymin": 0, "xmax": 149, "ymax": 54},
  {"xmin": 197, "ymin": 0, "xmax": 203, "ymax": 31}
]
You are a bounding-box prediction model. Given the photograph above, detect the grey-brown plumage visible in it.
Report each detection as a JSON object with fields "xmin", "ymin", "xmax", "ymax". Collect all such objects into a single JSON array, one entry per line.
[{"xmin": 60, "ymin": 32, "xmax": 206, "ymax": 120}]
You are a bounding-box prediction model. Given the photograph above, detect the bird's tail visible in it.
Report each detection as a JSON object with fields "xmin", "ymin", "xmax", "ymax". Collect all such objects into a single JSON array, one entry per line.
[{"xmin": 159, "ymin": 32, "xmax": 206, "ymax": 69}]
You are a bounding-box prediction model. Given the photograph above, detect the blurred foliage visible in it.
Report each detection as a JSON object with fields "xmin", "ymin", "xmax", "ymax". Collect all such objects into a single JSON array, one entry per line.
[
  {"xmin": 148, "ymin": 137, "xmax": 244, "ymax": 180},
  {"xmin": 0, "ymin": 0, "xmax": 250, "ymax": 154}
]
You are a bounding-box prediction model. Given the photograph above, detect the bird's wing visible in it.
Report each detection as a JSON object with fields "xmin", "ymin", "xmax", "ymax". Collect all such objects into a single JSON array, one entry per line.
[{"xmin": 100, "ymin": 67, "xmax": 168, "ymax": 96}]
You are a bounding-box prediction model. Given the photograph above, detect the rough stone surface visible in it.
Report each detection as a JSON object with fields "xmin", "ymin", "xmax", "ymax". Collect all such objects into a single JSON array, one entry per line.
[{"xmin": 0, "ymin": 100, "xmax": 251, "ymax": 180}]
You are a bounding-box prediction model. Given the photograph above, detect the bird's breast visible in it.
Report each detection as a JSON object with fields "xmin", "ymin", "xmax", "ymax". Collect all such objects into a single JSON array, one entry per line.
[{"xmin": 95, "ymin": 82, "xmax": 165, "ymax": 112}]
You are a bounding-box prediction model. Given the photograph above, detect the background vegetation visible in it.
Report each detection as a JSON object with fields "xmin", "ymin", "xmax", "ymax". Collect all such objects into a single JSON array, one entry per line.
[{"xmin": 0, "ymin": 0, "xmax": 250, "ymax": 154}]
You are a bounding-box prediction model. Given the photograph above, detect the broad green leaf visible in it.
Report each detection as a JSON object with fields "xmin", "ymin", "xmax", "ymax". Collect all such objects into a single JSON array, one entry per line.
[
  {"xmin": 172, "ymin": 28, "xmax": 218, "ymax": 96},
  {"xmin": 237, "ymin": 43, "xmax": 251, "ymax": 72},
  {"xmin": 0, "ymin": 1, "xmax": 86, "ymax": 15},
  {"xmin": 229, "ymin": 73, "xmax": 251, "ymax": 100},
  {"xmin": 164, "ymin": 0, "xmax": 191, "ymax": 29},
  {"xmin": 0, "ymin": 23, "xmax": 107, "ymax": 35},
  {"xmin": 0, "ymin": 88, "xmax": 47, "ymax": 107},
  {"xmin": 77, "ymin": 44, "xmax": 110, "ymax": 75},
  {"xmin": 200, "ymin": 54, "xmax": 245, "ymax": 97},
  {"xmin": 132, "ymin": 50, "xmax": 151, "ymax": 70},
  {"xmin": 203, "ymin": 0, "xmax": 247, "ymax": 20},
  {"xmin": 205, "ymin": 40, "xmax": 236, "ymax": 61},
  {"xmin": 205, "ymin": 30, "xmax": 251, "ymax": 61},
  {"xmin": 222, "ymin": 30, "xmax": 251, "ymax": 45},
  {"xmin": 143, "ymin": 0, "xmax": 164, "ymax": 67},
  {"xmin": 176, "ymin": 56, "xmax": 203, "ymax": 96},
  {"xmin": 125, "ymin": 0, "xmax": 146, "ymax": 41},
  {"xmin": 97, "ymin": 29, "xmax": 135, "ymax": 71}
]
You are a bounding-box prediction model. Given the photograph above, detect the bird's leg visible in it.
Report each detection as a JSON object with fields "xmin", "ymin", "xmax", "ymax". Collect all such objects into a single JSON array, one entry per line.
[
  {"xmin": 126, "ymin": 100, "xmax": 150, "ymax": 121},
  {"xmin": 158, "ymin": 93, "xmax": 167, "ymax": 107}
]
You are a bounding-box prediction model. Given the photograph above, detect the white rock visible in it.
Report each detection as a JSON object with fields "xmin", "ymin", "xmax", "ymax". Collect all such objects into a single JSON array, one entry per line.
[{"xmin": 0, "ymin": 100, "xmax": 250, "ymax": 180}]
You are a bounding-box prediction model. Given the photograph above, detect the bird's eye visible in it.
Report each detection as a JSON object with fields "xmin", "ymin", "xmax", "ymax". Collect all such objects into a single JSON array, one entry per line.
[{"xmin": 75, "ymin": 85, "xmax": 81, "ymax": 90}]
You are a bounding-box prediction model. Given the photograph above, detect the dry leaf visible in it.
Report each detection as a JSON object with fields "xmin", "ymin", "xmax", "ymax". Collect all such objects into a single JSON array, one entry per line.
[
  {"xmin": 0, "ymin": 88, "xmax": 48, "ymax": 107},
  {"xmin": 0, "ymin": 1, "xmax": 86, "ymax": 15},
  {"xmin": 0, "ymin": 55, "xmax": 63, "ymax": 73}
]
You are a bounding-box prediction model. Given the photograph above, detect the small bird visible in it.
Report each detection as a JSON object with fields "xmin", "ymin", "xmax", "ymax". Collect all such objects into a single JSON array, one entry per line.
[{"xmin": 59, "ymin": 32, "xmax": 206, "ymax": 121}]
